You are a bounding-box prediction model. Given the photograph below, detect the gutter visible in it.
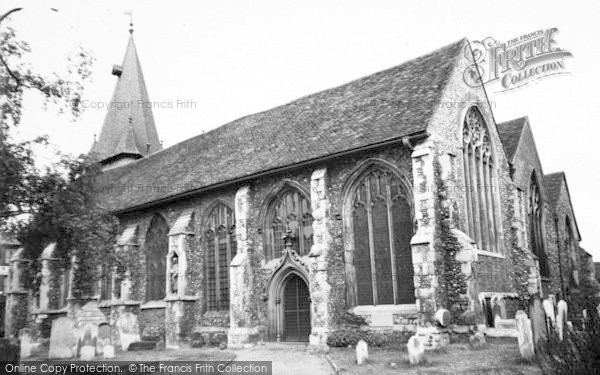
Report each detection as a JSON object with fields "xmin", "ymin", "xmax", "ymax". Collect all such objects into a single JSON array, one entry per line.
[{"xmin": 111, "ymin": 130, "xmax": 429, "ymax": 215}]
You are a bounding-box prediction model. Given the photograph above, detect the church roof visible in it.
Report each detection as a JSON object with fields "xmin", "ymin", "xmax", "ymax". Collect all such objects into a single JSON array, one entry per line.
[
  {"xmin": 96, "ymin": 38, "xmax": 467, "ymax": 213},
  {"xmin": 90, "ymin": 32, "xmax": 162, "ymax": 162},
  {"xmin": 497, "ymin": 116, "xmax": 527, "ymax": 161},
  {"xmin": 544, "ymin": 171, "xmax": 565, "ymax": 207}
]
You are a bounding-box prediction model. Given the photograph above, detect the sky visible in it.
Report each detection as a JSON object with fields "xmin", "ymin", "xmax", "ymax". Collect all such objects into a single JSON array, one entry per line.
[{"xmin": 3, "ymin": 0, "xmax": 599, "ymax": 260}]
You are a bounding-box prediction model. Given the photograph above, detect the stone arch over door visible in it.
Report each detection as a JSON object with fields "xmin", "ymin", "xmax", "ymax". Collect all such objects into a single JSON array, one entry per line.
[
  {"xmin": 267, "ymin": 250, "xmax": 310, "ymax": 342},
  {"xmin": 341, "ymin": 158, "xmax": 415, "ymax": 307}
]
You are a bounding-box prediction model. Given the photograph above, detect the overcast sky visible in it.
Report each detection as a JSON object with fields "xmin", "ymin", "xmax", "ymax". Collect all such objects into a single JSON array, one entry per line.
[{"xmin": 3, "ymin": 0, "xmax": 599, "ymax": 260}]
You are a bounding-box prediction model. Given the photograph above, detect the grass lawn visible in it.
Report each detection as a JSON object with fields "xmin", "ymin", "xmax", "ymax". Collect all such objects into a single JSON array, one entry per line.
[{"xmin": 329, "ymin": 337, "xmax": 543, "ymax": 375}]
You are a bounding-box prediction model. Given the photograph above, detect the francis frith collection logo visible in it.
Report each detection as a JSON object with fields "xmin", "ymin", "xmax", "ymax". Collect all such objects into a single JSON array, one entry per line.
[{"xmin": 464, "ymin": 27, "xmax": 572, "ymax": 92}]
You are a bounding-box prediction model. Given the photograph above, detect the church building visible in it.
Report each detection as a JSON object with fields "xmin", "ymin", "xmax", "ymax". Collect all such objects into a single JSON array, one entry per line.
[{"xmin": 5, "ymin": 29, "xmax": 589, "ymax": 350}]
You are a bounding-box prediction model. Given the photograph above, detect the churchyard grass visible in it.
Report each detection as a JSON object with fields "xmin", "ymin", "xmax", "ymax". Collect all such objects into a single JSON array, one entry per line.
[{"xmin": 328, "ymin": 337, "xmax": 542, "ymax": 375}]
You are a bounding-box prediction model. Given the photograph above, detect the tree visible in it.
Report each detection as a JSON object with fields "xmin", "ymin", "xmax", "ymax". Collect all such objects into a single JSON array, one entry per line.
[{"xmin": 1, "ymin": 14, "xmax": 118, "ymax": 297}]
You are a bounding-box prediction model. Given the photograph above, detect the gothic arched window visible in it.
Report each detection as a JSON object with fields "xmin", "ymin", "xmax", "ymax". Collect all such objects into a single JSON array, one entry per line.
[
  {"xmin": 528, "ymin": 173, "xmax": 548, "ymax": 277},
  {"xmin": 264, "ymin": 187, "xmax": 313, "ymax": 261},
  {"xmin": 205, "ymin": 203, "xmax": 237, "ymax": 311},
  {"xmin": 565, "ymin": 216, "xmax": 578, "ymax": 287},
  {"xmin": 462, "ymin": 106, "xmax": 501, "ymax": 252},
  {"xmin": 349, "ymin": 166, "xmax": 415, "ymax": 305},
  {"xmin": 145, "ymin": 215, "xmax": 169, "ymax": 301}
]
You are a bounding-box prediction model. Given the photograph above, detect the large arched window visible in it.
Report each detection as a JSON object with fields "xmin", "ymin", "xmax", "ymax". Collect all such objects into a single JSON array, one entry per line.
[
  {"xmin": 565, "ymin": 216, "xmax": 578, "ymax": 287},
  {"xmin": 528, "ymin": 173, "xmax": 548, "ymax": 277},
  {"xmin": 205, "ymin": 203, "xmax": 237, "ymax": 311},
  {"xmin": 348, "ymin": 165, "xmax": 414, "ymax": 305},
  {"xmin": 462, "ymin": 106, "xmax": 500, "ymax": 252},
  {"xmin": 145, "ymin": 215, "xmax": 170, "ymax": 301},
  {"xmin": 264, "ymin": 187, "xmax": 313, "ymax": 261}
]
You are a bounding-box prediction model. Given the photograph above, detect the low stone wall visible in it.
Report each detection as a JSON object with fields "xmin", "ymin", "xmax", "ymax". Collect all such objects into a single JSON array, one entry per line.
[{"xmin": 139, "ymin": 307, "xmax": 166, "ymax": 340}]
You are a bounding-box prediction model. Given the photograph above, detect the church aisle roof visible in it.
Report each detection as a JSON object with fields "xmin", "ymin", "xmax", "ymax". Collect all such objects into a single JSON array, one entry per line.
[
  {"xmin": 497, "ymin": 116, "xmax": 527, "ymax": 161},
  {"xmin": 96, "ymin": 38, "xmax": 467, "ymax": 212},
  {"xmin": 90, "ymin": 32, "xmax": 162, "ymax": 161},
  {"xmin": 544, "ymin": 172, "xmax": 566, "ymax": 207}
]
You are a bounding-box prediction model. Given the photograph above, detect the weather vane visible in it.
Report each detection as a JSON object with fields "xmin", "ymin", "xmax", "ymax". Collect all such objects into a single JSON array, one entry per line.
[{"xmin": 124, "ymin": 10, "xmax": 133, "ymax": 33}]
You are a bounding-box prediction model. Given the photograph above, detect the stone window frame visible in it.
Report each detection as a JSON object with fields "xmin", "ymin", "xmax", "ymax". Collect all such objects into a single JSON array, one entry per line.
[
  {"xmin": 460, "ymin": 105, "xmax": 504, "ymax": 254},
  {"xmin": 341, "ymin": 158, "xmax": 415, "ymax": 308},
  {"xmin": 528, "ymin": 171, "xmax": 549, "ymax": 277},
  {"xmin": 260, "ymin": 180, "xmax": 313, "ymax": 263},
  {"xmin": 144, "ymin": 214, "xmax": 170, "ymax": 302},
  {"xmin": 201, "ymin": 199, "xmax": 237, "ymax": 312},
  {"xmin": 564, "ymin": 215, "xmax": 579, "ymax": 287}
]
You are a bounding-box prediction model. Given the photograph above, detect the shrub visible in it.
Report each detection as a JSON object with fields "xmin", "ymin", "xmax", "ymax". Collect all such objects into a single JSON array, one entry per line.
[
  {"xmin": 326, "ymin": 329, "xmax": 411, "ymax": 348},
  {"xmin": 326, "ymin": 329, "xmax": 362, "ymax": 347},
  {"xmin": 538, "ymin": 312, "xmax": 600, "ymax": 374}
]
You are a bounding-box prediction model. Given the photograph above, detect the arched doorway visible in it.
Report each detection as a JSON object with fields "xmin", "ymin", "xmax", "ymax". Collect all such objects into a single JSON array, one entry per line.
[{"xmin": 281, "ymin": 273, "xmax": 311, "ymax": 342}]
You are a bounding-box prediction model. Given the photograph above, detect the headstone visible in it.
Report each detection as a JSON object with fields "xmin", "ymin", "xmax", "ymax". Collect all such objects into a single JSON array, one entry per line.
[
  {"xmin": 116, "ymin": 312, "xmax": 141, "ymax": 351},
  {"xmin": 435, "ymin": 309, "xmax": 451, "ymax": 327},
  {"xmin": 80, "ymin": 345, "xmax": 95, "ymax": 361},
  {"xmin": 96, "ymin": 324, "xmax": 111, "ymax": 355},
  {"xmin": 103, "ymin": 345, "xmax": 115, "ymax": 359},
  {"xmin": 557, "ymin": 300, "xmax": 567, "ymax": 341},
  {"xmin": 582, "ymin": 309, "xmax": 588, "ymax": 329},
  {"xmin": 407, "ymin": 335, "xmax": 425, "ymax": 365},
  {"xmin": 530, "ymin": 297, "xmax": 547, "ymax": 343},
  {"xmin": 469, "ymin": 332, "xmax": 486, "ymax": 349},
  {"xmin": 49, "ymin": 317, "xmax": 77, "ymax": 359},
  {"xmin": 515, "ymin": 310, "xmax": 535, "ymax": 360},
  {"xmin": 77, "ymin": 322, "xmax": 98, "ymax": 356},
  {"xmin": 356, "ymin": 340, "xmax": 368, "ymax": 365},
  {"xmin": 542, "ymin": 299, "xmax": 555, "ymax": 329},
  {"xmin": 416, "ymin": 326, "xmax": 449, "ymax": 350},
  {"xmin": 19, "ymin": 328, "xmax": 33, "ymax": 359}
]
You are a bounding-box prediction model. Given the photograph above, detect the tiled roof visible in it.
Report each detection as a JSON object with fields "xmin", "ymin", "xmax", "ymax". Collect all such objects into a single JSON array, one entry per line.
[
  {"xmin": 90, "ymin": 33, "xmax": 162, "ymax": 161},
  {"xmin": 544, "ymin": 172, "xmax": 565, "ymax": 207},
  {"xmin": 497, "ymin": 117, "xmax": 527, "ymax": 161},
  {"xmin": 95, "ymin": 38, "xmax": 467, "ymax": 212}
]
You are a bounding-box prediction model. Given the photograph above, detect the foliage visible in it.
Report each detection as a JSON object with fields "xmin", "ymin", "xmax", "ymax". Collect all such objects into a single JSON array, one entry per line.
[
  {"xmin": 14, "ymin": 156, "xmax": 119, "ymax": 299},
  {"xmin": 0, "ymin": 19, "xmax": 94, "ymax": 225},
  {"xmin": 338, "ymin": 311, "xmax": 368, "ymax": 327},
  {"xmin": 567, "ymin": 251, "xmax": 600, "ymax": 328},
  {"xmin": 326, "ymin": 329, "xmax": 411, "ymax": 348},
  {"xmin": 538, "ymin": 312, "xmax": 600, "ymax": 374},
  {"xmin": 433, "ymin": 159, "xmax": 467, "ymax": 314}
]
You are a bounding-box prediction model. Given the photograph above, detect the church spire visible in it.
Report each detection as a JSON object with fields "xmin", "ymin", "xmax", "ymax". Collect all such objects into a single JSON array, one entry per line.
[{"xmin": 90, "ymin": 26, "xmax": 162, "ymax": 169}]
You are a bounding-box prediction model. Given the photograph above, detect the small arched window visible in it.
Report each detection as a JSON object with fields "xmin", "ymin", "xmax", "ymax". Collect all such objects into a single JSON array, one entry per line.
[
  {"xmin": 462, "ymin": 106, "xmax": 500, "ymax": 252},
  {"xmin": 264, "ymin": 187, "xmax": 313, "ymax": 261},
  {"xmin": 145, "ymin": 215, "xmax": 170, "ymax": 301},
  {"xmin": 528, "ymin": 173, "xmax": 548, "ymax": 277},
  {"xmin": 205, "ymin": 203, "xmax": 237, "ymax": 311}
]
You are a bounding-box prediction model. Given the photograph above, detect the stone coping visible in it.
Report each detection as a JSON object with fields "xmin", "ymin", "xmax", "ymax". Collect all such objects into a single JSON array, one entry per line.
[
  {"xmin": 476, "ymin": 249, "xmax": 506, "ymax": 259},
  {"xmin": 350, "ymin": 303, "xmax": 418, "ymax": 316},
  {"xmin": 164, "ymin": 295, "xmax": 199, "ymax": 302},
  {"xmin": 7, "ymin": 290, "xmax": 29, "ymax": 295},
  {"xmin": 32, "ymin": 308, "xmax": 67, "ymax": 315},
  {"xmin": 478, "ymin": 292, "xmax": 518, "ymax": 299},
  {"xmin": 97, "ymin": 299, "xmax": 142, "ymax": 308},
  {"xmin": 140, "ymin": 300, "xmax": 167, "ymax": 310}
]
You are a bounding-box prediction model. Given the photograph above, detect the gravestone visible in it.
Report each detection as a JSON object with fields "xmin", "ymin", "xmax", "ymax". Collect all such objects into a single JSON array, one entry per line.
[
  {"xmin": 407, "ymin": 335, "xmax": 425, "ymax": 365},
  {"xmin": 530, "ymin": 297, "xmax": 547, "ymax": 343},
  {"xmin": 469, "ymin": 332, "xmax": 486, "ymax": 349},
  {"xmin": 116, "ymin": 312, "xmax": 141, "ymax": 351},
  {"xmin": 103, "ymin": 345, "xmax": 115, "ymax": 359},
  {"xmin": 415, "ymin": 326, "xmax": 449, "ymax": 350},
  {"xmin": 49, "ymin": 317, "xmax": 77, "ymax": 359},
  {"xmin": 515, "ymin": 310, "xmax": 535, "ymax": 360},
  {"xmin": 19, "ymin": 328, "xmax": 32, "ymax": 359},
  {"xmin": 356, "ymin": 340, "xmax": 368, "ymax": 365},
  {"xmin": 96, "ymin": 324, "xmax": 111, "ymax": 356},
  {"xmin": 542, "ymin": 299, "xmax": 555, "ymax": 327},
  {"xmin": 77, "ymin": 322, "xmax": 98, "ymax": 356},
  {"xmin": 557, "ymin": 300, "xmax": 567, "ymax": 341},
  {"xmin": 435, "ymin": 309, "xmax": 451, "ymax": 327},
  {"xmin": 80, "ymin": 345, "xmax": 95, "ymax": 361}
]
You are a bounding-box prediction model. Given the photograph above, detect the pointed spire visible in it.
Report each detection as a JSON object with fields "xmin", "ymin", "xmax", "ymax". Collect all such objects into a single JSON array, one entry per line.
[{"xmin": 90, "ymin": 27, "xmax": 162, "ymax": 166}]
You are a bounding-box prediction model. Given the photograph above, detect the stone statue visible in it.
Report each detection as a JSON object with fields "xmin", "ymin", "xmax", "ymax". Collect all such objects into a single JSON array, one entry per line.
[{"xmin": 170, "ymin": 254, "xmax": 178, "ymax": 294}]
